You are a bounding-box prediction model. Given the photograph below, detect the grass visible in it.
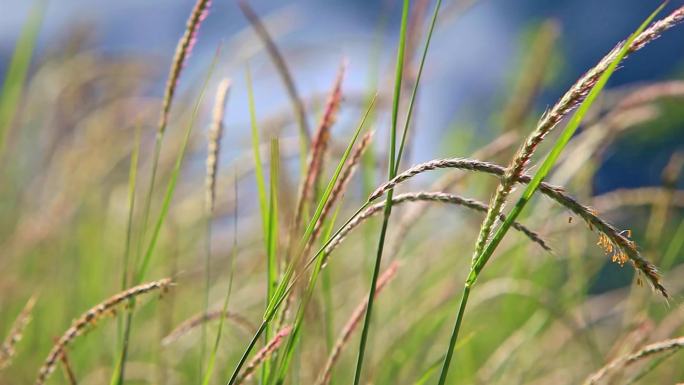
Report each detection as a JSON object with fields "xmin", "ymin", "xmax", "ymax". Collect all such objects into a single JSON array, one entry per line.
[
  {"xmin": 0, "ymin": 2, "xmax": 42, "ymax": 158},
  {"xmin": 3, "ymin": 2, "xmax": 684, "ymax": 385}
]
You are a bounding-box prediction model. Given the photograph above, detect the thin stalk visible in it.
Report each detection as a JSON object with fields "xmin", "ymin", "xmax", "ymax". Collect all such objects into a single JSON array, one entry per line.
[
  {"xmin": 436, "ymin": 5, "xmax": 666, "ymax": 383},
  {"xmin": 121, "ymin": 125, "xmax": 142, "ymax": 292},
  {"xmin": 263, "ymin": 138, "xmax": 280, "ymax": 381},
  {"xmin": 114, "ymin": 47, "xmax": 222, "ymax": 385},
  {"xmin": 115, "ymin": 124, "xmax": 141, "ymax": 369},
  {"xmin": 246, "ymin": 66, "xmax": 269, "ymax": 239},
  {"xmin": 226, "ymin": 321, "xmax": 269, "ymax": 385},
  {"xmin": 237, "ymin": 0, "xmax": 310, "ymax": 177},
  {"xmin": 436, "ymin": 285, "xmax": 470, "ymax": 384},
  {"xmin": 395, "ymin": 0, "xmax": 442, "ymax": 176},
  {"xmin": 201, "ymin": 173, "xmax": 239, "ymax": 385},
  {"xmin": 321, "ymin": 207, "xmax": 342, "ymax": 356},
  {"xmin": 352, "ymin": 2, "xmax": 409, "ymax": 384}
]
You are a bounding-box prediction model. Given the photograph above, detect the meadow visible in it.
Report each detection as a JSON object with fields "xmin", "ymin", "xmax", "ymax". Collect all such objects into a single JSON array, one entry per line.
[{"xmin": 2, "ymin": 1, "xmax": 684, "ymax": 384}]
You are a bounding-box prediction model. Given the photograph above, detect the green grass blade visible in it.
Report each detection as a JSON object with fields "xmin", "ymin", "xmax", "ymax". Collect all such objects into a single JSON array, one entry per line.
[
  {"xmin": 267, "ymin": 138, "xmax": 280, "ymax": 300},
  {"xmin": 111, "ymin": 46, "xmax": 222, "ymax": 385},
  {"xmin": 394, "ymin": 0, "xmax": 442, "ymax": 175},
  {"xmin": 201, "ymin": 172, "xmax": 240, "ymax": 385},
  {"xmin": 0, "ymin": 2, "xmax": 43, "ymax": 158},
  {"xmin": 134, "ymin": 49, "xmax": 221, "ymax": 284},
  {"xmin": 262, "ymin": 137, "xmax": 280, "ymax": 381},
  {"xmin": 238, "ymin": 0, "xmax": 310, "ymax": 177},
  {"xmin": 226, "ymin": 97, "xmax": 376, "ymax": 385},
  {"xmin": 116, "ymin": 123, "xmax": 141, "ymax": 350},
  {"xmin": 413, "ymin": 356, "xmax": 444, "ymax": 385},
  {"xmin": 264, "ymin": 95, "xmax": 377, "ymax": 321},
  {"xmin": 352, "ymin": 2, "xmax": 409, "ymax": 384},
  {"xmin": 437, "ymin": 4, "xmax": 667, "ymax": 384},
  {"xmin": 246, "ymin": 65, "xmax": 270, "ymax": 240},
  {"xmin": 121, "ymin": 125, "xmax": 142, "ymax": 291}
]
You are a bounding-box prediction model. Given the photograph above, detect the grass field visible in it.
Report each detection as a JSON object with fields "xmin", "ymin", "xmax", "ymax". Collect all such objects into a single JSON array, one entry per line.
[{"xmin": 2, "ymin": 1, "xmax": 684, "ymax": 384}]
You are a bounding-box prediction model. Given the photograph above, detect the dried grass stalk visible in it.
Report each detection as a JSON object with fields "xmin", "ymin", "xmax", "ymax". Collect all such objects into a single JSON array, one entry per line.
[
  {"xmin": 326, "ymin": 191, "xmax": 550, "ymax": 258},
  {"xmin": 158, "ymin": 0, "xmax": 211, "ymax": 135},
  {"xmin": 162, "ymin": 308, "xmax": 256, "ymax": 346},
  {"xmin": 238, "ymin": 0, "xmax": 310, "ymax": 142},
  {"xmin": 206, "ymin": 78, "xmax": 231, "ymax": 213},
  {"xmin": 35, "ymin": 279, "xmax": 173, "ymax": 385},
  {"xmin": 294, "ymin": 61, "xmax": 347, "ymax": 227},
  {"xmin": 369, "ymin": 157, "xmax": 667, "ymax": 297},
  {"xmin": 315, "ymin": 260, "xmax": 399, "ymax": 385},
  {"xmin": 0, "ymin": 295, "xmax": 37, "ymax": 370},
  {"xmin": 583, "ymin": 336, "xmax": 684, "ymax": 385},
  {"xmin": 308, "ymin": 130, "xmax": 374, "ymax": 250},
  {"xmin": 387, "ymin": 132, "xmax": 518, "ymax": 258},
  {"xmin": 234, "ymin": 325, "xmax": 292, "ymax": 385},
  {"xmin": 472, "ymin": 5, "xmax": 684, "ymax": 266}
]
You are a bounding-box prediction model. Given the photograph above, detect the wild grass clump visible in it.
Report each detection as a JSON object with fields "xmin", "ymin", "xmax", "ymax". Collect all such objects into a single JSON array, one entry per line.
[
  {"xmin": 36, "ymin": 279, "xmax": 172, "ymax": 385},
  {"xmin": 2, "ymin": 2, "xmax": 684, "ymax": 385}
]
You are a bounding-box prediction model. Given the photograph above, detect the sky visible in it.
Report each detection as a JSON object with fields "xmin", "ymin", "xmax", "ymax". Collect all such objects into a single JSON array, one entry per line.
[{"xmin": 1, "ymin": 0, "xmax": 683, "ymax": 191}]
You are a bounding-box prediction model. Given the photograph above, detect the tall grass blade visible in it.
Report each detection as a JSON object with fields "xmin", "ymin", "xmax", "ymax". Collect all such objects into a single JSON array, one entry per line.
[
  {"xmin": 134, "ymin": 48, "xmax": 221, "ymax": 283},
  {"xmin": 115, "ymin": 124, "xmax": 141, "ymax": 370},
  {"xmin": 395, "ymin": 0, "xmax": 442, "ymax": 175},
  {"xmin": 262, "ymin": 137, "xmax": 280, "ymax": 381},
  {"xmin": 238, "ymin": 0, "xmax": 310, "ymax": 175},
  {"xmin": 352, "ymin": 1, "xmax": 409, "ymax": 384},
  {"xmin": 264, "ymin": 96, "xmax": 377, "ymax": 322},
  {"xmin": 246, "ymin": 66, "xmax": 270, "ymax": 241},
  {"xmin": 201, "ymin": 172, "xmax": 240, "ymax": 385},
  {"xmin": 112, "ymin": 46, "xmax": 221, "ymax": 385}
]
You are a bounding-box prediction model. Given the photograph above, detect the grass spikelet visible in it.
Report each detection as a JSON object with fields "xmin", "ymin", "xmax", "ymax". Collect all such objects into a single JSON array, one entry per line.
[
  {"xmin": 583, "ymin": 336, "xmax": 684, "ymax": 385},
  {"xmin": 201, "ymin": 78, "xmax": 231, "ymax": 374},
  {"xmin": 36, "ymin": 279, "xmax": 173, "ymax": 385},
  {"xmin": 206, "ymin": 78, "xmax": 231, "ymax": 213},
  {"xmin": 0, "ymin": 295, "xmax": 37, "ymax": 370},
  {"xmin": 308, "ymin": 130, "xmax": 374, "ymax": 251},
  {"xmin": 158, "ymin": 0, "xmax": 211, "ymax": 135},
  {"xmin": 315, "ymin": 260, "xmax": 399, "ymax": 385},
  {"xmin": 294, "ymin": 60, "xmax": 347, "ymax": 227},
  {"xmin": 234, "ymin": 326, "xmax": 292, "ymax": 385},
  {"xmin": 368, "ymin": 157, "xmax": 666, "ymax": 296},
  {"xmin": 387, "ymin": 133, "xmax": 518, "ymax": 257},
  {"xmin": 325, "ymin": 191, "xmax": 550, "ymax": 258},
  {"xmin": 470, "ymin": 4, "xmax": 684, "ymax": 268},
  {"xmin": 56, "ymin": 347, "xmax": 77, "ymax": 385},
  {"xmin": 162, "ymin": 309, "xmax": 255, "ymax": 346}
]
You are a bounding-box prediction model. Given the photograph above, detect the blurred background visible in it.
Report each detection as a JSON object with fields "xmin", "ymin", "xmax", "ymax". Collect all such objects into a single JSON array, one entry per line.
[
  {"xmin": 2, "ymin": 0, "xmax": 683, "ymax": 188},
  {"xmin": 1, "ymin": 0, "xmax": 684, "ymax": 384}
]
